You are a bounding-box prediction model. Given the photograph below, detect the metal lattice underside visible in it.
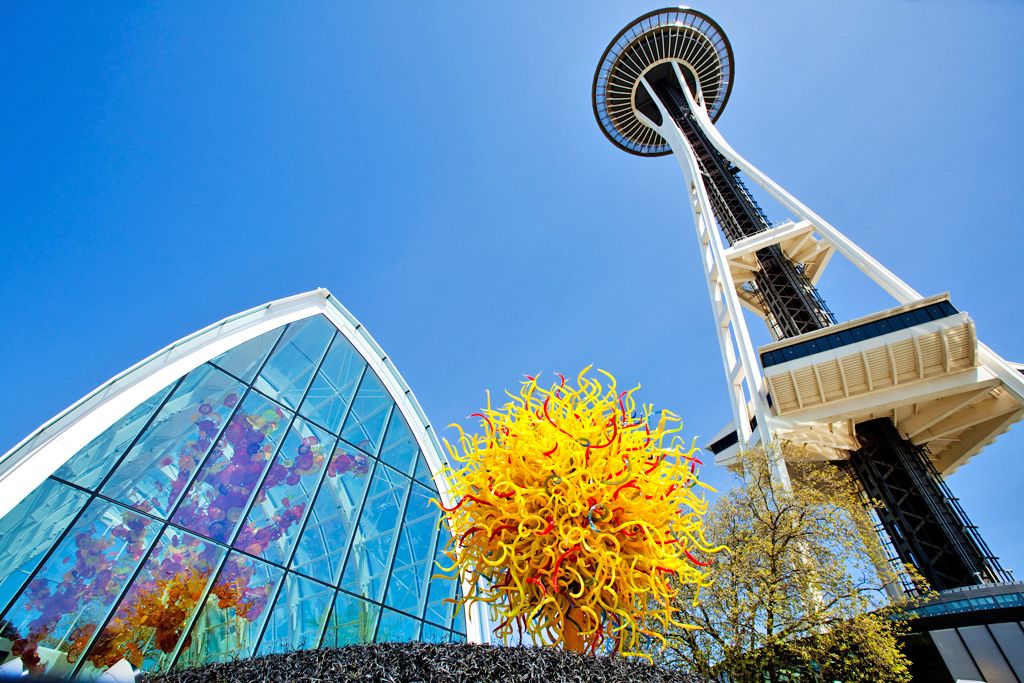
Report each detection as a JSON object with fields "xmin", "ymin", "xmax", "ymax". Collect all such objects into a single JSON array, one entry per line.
[
  {"xmin": 592, "ymin": 7, "xmax": 734, "ymax": 157},
  {"xmin": 843, "ymin": 420, "xmax": 1009, "ymax": 591}
]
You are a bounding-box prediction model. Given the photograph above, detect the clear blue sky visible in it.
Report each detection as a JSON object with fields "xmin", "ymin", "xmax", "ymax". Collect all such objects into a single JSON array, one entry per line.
[{"xmin": 3, "ymin": 2, "xmax": 1023, "ymax": 573}]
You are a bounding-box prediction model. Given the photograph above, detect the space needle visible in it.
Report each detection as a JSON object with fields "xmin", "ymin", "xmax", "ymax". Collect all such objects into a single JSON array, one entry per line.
[{"xmin": 591, "ymin": 6, "xmax": 1024, "ymax": 605}]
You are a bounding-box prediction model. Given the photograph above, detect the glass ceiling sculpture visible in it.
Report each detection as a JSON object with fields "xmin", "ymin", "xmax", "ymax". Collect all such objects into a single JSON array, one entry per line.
[{"xmin": 0, "ymin": 291, "xmax": 469, "ymax": 679}]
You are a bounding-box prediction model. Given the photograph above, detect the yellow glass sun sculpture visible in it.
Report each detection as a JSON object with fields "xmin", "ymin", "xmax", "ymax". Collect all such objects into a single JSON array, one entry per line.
[{"xmin": 435, "ymin": 367, "xmax": 722, "ymax": 660}]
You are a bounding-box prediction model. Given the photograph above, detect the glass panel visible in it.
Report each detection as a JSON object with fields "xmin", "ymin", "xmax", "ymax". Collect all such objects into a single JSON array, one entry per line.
[
  {"xmin": 254, "ymin": 317, "xmax": 335, "ymax": 411},
  {"xmin": 299, "ymin": 335, "xmax": 365, "ymax": 434},
  {"xmin": 451, "ymin": 595, "xmax": 466, "ymax": 638},
  {"xmin": 54, "ymin": 384, "xmax": 173, "ymax": 490},
  {"xmin": 424, "ymin": 530, "xmax": 457, "ymax": 627},
  {"xmin": 412, "ymin": 454, "xmax": 435, "ymax": 488},
  {"xmin": 103, "ymin": 365, "xmax": 243, "ymax": 518},
  {"xmin": 256, "ymin": 573, "xmax": 333, "ymax": 655},
  {"xmin": 322, "ymin": 591, "xmax": 379, "ymax": 647},
  {"xmin": 376, "ymin": 608, "xmax": 420, "ymax": 643},
  {"xmin": 172, "ymin": 393, "xmax": 290, "ymax": 544},
  {"xmin": 340, "ymin": 372, "xmax": 392, "ymax": 455},
  {"xmin": 384, "ymin": 483, "xmax": 438, "ymax": 617},
  {"xmin": 210, "ymin": 327, "xmax": 284, "ymax": 383},
  {"xmin": 339, "ymin": 465, "xmax": 410, "ymax": 602},
  {"xmin": 379, "ymin": 413, "xmax": 417, "ymax": 475},
  {"xmin": 2, "ymin": 499, "xmax": 159, "ymax": 678},
  {"xmin": 175, "ymin": 552, "xmax": 283, "ymax": 667},
  {"xmin": 420, "ymin": 623, "xmax": 449, "ymax": 644},
  {"xmin": 0, "ymin": 480, "xmax": 88, "ymax": 615},
  {"xmin": 234, "ymin": 419, "xmax": 333, "ymax": 565},
  {"xmin": 83, "ymin": 529, "xmax": 226, "ymax": 675},
  {"xmin": 289, "ymin": 443, "xmax": 373, "ymax": 584}
]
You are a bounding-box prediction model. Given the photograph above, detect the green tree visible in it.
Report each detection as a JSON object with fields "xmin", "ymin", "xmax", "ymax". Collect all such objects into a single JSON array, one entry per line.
[{"xmin": 661, "ymin": 447, "xmax": 923, "ymax": 682}]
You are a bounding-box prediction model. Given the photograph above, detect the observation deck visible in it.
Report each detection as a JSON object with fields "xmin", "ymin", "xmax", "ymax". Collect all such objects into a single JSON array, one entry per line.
[
  {"xmin": 708, "ymin": 295, "xmax": 1024, "ymax": 476},
  {"xmin": 592, "ymin": 7, "xmax": 733, "ymax": 156}
]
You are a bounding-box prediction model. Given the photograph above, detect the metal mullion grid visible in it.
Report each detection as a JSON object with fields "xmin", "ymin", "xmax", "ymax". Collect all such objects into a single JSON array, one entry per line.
[
  {"xmin": 276, "ymin": 336, "xmax": 371, "ymax": 445},
  {"xmin": 418, "ymin": 524, "xmax": 450, "ymax": 630},
  {"xmin": 279, "ymin": 374, "xmax": 373, "ymax": 650},
  {"xmin": 68, "ymin": 323, "xmax": 298, "ymax": 677},
  {"xmin": 65, "ymin": 523, "xmax": 181, "ymax": 677},
  {"xmin": 370, "ymin": 463, "xmax": 419, "ymax": 641},
  {"xmin": 308, "ymin": 364, "xmax": 376, "ymax": 586},
  {"xmin": 44, "ymin": 478, "xmax": 299, "ymax": 574},
  {"xmin": 323, "ymin": 398, "xmax": 406, "ymax": 637},
  {"xmin": 0, "ymin": 374, "xmax": 187, "ymax": 625},
  {"xmin": 280, "ymin": 365, "xmax": 368, "ymax": 577},
  {"xmin": 261, "ymin": 365, "xmax": 380, "ymax": 652},
  {"xmin": 377, "ymin": 445, "xmax": 440, "ymax": 626},
  {"xmin": 206, "ymin": 327, "xmax": 286, "ymax": 387},
  {"xmin": 166, "ymin": 329, "xmax": 338, "ymax": 670},
  {"xmin": 333, "ymin": 403, "xmax": 398, "ymax": 595},
  {"xmin": 37, "ymin": 481, "xmax": 368, "ymax": 669}
]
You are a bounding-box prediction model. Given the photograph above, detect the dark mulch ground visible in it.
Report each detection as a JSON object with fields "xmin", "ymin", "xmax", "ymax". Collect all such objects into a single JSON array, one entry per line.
[{"xmin": 144, "ymin": 642, "xmax": 703, "ymax": 683}]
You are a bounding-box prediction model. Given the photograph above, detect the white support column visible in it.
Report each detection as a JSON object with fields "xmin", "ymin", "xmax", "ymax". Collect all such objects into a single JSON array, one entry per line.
[
  {"xmin": 639, "ymin": 71, "xmax": 787, "ymax": 487},
  {"xmin": 675, "ymin": 72, "xmax": 1024, "ymax": 409},
  {"xmin": 677, "ymin": 75, "xmax": 921, "ymax": 306}
]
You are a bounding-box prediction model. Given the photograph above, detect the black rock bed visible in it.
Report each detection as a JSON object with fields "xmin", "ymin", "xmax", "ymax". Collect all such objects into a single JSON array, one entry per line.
[{"xmin": 144, "ymin": 642, "xmax": 702, "ymax": 683}]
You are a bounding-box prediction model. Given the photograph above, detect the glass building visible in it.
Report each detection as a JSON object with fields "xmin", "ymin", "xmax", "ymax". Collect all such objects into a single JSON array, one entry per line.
[{"xmin": 0, "ymin": 290, "xmax": 477, "ymax": 679}]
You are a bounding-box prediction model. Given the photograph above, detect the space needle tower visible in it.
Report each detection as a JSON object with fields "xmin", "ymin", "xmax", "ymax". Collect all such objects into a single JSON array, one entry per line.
[{"xmin": 592, "ymin": 8, "xmax": 1024, "ymax": 594}]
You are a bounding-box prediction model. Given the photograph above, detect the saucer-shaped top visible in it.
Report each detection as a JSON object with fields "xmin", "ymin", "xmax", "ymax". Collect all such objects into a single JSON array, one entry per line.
[{"xmin": 593, "ymin": 7, "xmax": 734, "ymax": 157}]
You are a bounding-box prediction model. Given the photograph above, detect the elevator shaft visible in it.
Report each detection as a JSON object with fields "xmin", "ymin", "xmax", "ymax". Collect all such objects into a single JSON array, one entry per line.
[{"xmin": 652, "ymin": 76, "xmax": 1006, "ymax": 591}]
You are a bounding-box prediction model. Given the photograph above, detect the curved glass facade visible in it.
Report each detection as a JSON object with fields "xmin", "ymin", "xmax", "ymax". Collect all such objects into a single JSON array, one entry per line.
[{"xmin": 0, "ymin": 313, "xmax": 465, "ymax": 678}]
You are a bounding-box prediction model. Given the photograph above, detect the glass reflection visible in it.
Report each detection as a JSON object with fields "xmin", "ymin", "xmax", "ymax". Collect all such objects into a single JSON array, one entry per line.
[
  {"xmin": 256, "ymin": 573, "xmax": 332, "ymax": 655},
  {"xmin": 55, "ymin": 384, "xmax": 173, "ymax": 490},
  {"xmin": 424, "ymin": 531, "xmax": 458, "ymax": 628},
  {"xmin": 83, "ymin": 529, "xmax": 225, "ymax": 675},
  {"xmin": 322, "ymin": 591, "xmax": 379, "ymax": 647},
  {"xmin": 175, "ymin": 552, "xmax": 282, "ymax": 667},
  {"xmin": 376, "ymin": 608, "xmax": 420, "ymax": 642},
  {"xmin": 1, "ymin": 499, "xmax": 158, "ymax": 678},
  {"xmin": 235, "ymin": 419, "xmax": 333, "ymax": 565},
  {"xmin": 339, "ymin": 465, "xmax": 410, "ymax": 602},
  {"xmin": 0, "ymin": 480, "xmax": 88, "ymax": 616},
  {"xmin": 299, "ymin": 335, "xmax": 365, "ymax": 433},
  {"xmin": 384, "ymin": 484, "xmax": 438, "ymax": 616},
  {"xmin": 340, "ymin": 371, "xmax": 392, "ymax": 454},
  {"xmin": 173, "ymin": 393, "xmax": 289, "ymax": 544},
  {"xmin": 379, "ymin": 413, "xmax": 417, "ymax": 475},
  {"xmin": 254, "ymin": 317, "xmax": 335, "ymax": 411},
  {"xmin": 289, "ymin": 443, "xmax": 373, "ymax": 584},
  {"xmin": 210, "ymin": 328, "xmax": 284, "ymax": 383},
  {"xmin": 420, "ymin": 623, "xmax": 449, "ymax": 644},
  {"xmin": 103, "ymin": 365, "xmax": 243, "ymax": 519}
]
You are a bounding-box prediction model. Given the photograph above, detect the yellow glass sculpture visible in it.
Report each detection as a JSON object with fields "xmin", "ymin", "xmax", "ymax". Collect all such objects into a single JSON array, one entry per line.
[{"xmin": 436, "ymin": 367, "xmax": 721, "ymax": 659}]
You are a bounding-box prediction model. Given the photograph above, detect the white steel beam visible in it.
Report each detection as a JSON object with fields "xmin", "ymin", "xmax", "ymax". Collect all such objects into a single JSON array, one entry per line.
[
  {"xmin": 637, "ymin": 66, "xmax": 789, "ymax": 486},
  {"xmin": 722, "ymin": 220, "xmax": 814, "ymax": 260}
]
